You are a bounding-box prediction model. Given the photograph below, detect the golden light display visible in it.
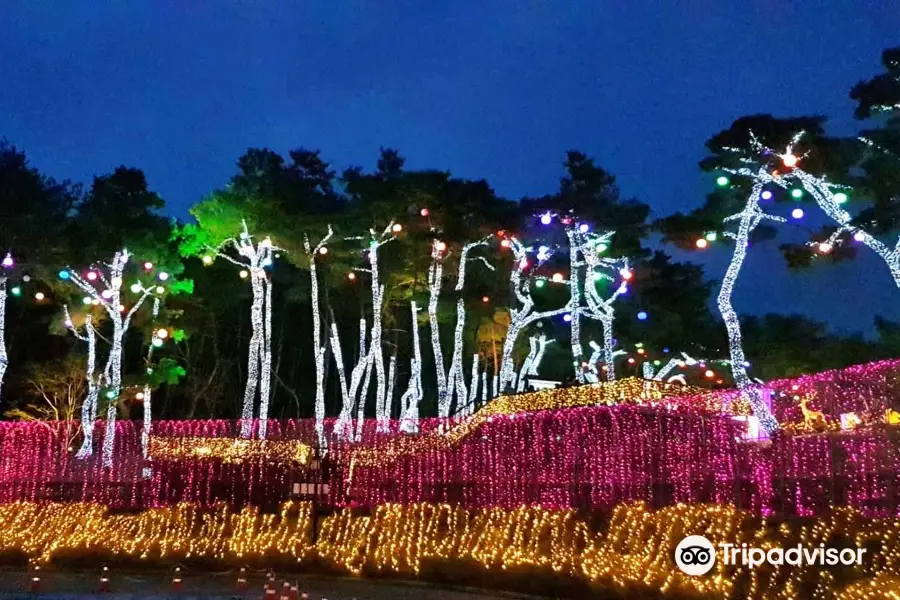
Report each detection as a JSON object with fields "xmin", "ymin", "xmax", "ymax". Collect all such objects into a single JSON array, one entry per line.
[
  {"xmin": 350, "ymin": 377, "xmax": 706, "ymax": 468},
  {"xmin": 148, "ymin": 436, "xmax": 313, "ymax": 465},
  {"xmin": 1, "ymin": 500, "xmax": 898, "ymax": 599}
]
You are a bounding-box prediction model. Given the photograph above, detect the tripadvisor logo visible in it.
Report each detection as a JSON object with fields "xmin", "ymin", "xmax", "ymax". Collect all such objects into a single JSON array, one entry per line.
[{"xmin": 674, "ymin": 535, "xmax": 867, "ymax": 575}]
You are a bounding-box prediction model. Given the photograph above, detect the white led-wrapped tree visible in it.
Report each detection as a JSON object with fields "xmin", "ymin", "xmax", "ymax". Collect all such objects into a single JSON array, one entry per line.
[
  {"xmin": 399, "ymin": 301, "xmax": 423, "ymax": 433},
  {"xmin": 64, "ymin": 250, "xmax": 161, "ymax": 465},
  {"xmin": 202, "ymin": 221, "xmax": 277, "ymax": 439},
  {"xmin": 303, "ymin": 227, "xmax": 334, "ymax": 451},
  {"xmin": 567, "ymin": 226, "xmax": 631, "ymax": 381},
  {"xmin": 63, "ymin": 306, "xmax": 99, "ymax": 459},
  {"xmin": 515, "ymin": 334, "xmax": 552, "ymax": 392},
  {"xmin": 497, "ymin": 238, "xmax": 570, "ymax": 393}
]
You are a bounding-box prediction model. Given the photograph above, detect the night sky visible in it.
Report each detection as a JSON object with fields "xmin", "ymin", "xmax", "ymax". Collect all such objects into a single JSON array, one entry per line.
[{"xmin": 2, "ymin": 2, "xmax": 899, "ymax": 334}]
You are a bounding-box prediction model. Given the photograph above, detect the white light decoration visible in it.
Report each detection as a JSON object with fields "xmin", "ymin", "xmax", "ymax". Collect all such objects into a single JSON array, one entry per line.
[
  {"xmin": 64, "ymin": 306, "xmax": 99, "ymax": 460},
  {"xmin": 516, "ymin": 335, "xmax": 552, "ymax": 392},
  {"xmin": 204, "ymin": 221, "xmax": 277, "ymax": 439},
  {"xmin": 712, "ymin": 163, "xmax": 786, "ymax": 434},
  {"xmin": 365, "ymin": 225, "xmax": 395, "ymax": 433},
  {"xmin": 332, "ymin": 318, "xmax": 372, "ymax": 441},
  {"xmin": 446, "ymin": 238, "xmax": 493, "ymax": 416},
  {"xmin": 497, "ymin": 238, "xmax": 570, "ymax": 393},
  {"xmin": 427, "ymin": 240, "xmax": 449, "ymax": 415},
  {"xmin": 303, "ymin": 227, "xmax": 334, "ymax": 452},
  {"xmin": 140, "ymin": 297, "xmax": 161, "ymax": 478},
  {"xmin": 0, "ymin": 273, "xmax": 8, "ymax": 402},
  {"xmin": 65, "ymin": 250, "xmax": 159, "ymax": 464},
  {"xmin": 399, "ymin": 301, "xmax": 423, "ymax": 434}
]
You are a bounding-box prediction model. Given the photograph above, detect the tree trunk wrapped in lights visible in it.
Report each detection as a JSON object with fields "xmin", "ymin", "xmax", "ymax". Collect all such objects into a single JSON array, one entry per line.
[
  {"xmin": 0, "ymin": 275, "xmax": 7, "ymax": 403},
  {"xmin": 331, "ymin": 318, "xmax": 371, "ymax": 441},
  {"xmin": 516, "ymin": 334, "xmax": 552, "ymax": 392},
  {"xmin": 714, "ymin": 172, "xmax": 784, "ymax": 435},
  {"xmin": 304, "ymin": 228, "xmax": 334, "ymax": 452},
  {"xmin": 203, "ymin": 221, "xmax": 277, "ymax": 439},
  {"xmin": 574, "ymin": 229, "xmax": 630, "ymax": 382},
  {"xmin": 139, "ymin": 297, "xmax": 161, "ymax": 477},
  {"xmin": 65, "ymin": 250, "xmax": 158, "ymax": 465},
  {"xmin": 64, "ymin": 306, "xmax": 99, "ymax": 459},
  {"xmin": 446, "ymin": 238, "xmax": 492, "ymax": 416},
  {"xmin": 427, "ymin": 241, "xmax": 449, "ymax": 415},
  {"xmin": 498, "ymin": 238, "xmax": 570, "ymax": 393},
  {"xmin": 399, "ymin": 301, "xmax": 423, "ymax": 433}
]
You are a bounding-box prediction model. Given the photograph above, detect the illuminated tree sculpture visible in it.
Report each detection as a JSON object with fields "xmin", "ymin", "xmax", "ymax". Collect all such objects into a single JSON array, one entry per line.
[
  {"xmin": 440, "ymin": 238, "xmax": 493, "ymax": 417},
  {"xmin": 498, "ymin": 238, "xmax": 570, "ymax": 393},
  {"xmin": 202, "ymin": 221, "xmax": 277, "ymax": 439},
  {"xmin": 399, "ymin": 301, "xmax": 423, "ymax": 433},
  {"xmin": 303, "ymin": 227, "xmax": 333, "ymax": 450},
  {"xmin": 515, "ymin": 334, "xmax": 552, "ymax": 392},
  {"xmin": 713, "ymin": 166, "xmax": 787, "ymax": 434},
  {"xmin": 568, "ymin": 225, "xmax": 631, "ymax": 381},
  {"xmin": 63, "ymin": 250, "xmax": 162, "ymax": 465},
  {"xmin": 332, "ymin": 223, "xmax": 396, "ymax": 439},
  {"xmin": 63, "ymin": 305, "xmax": 99, "ymax": 459}
]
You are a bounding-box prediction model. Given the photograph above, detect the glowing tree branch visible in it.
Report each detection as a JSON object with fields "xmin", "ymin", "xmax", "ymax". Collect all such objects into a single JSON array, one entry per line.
[
  {"xmin": 303, "ymin": 227, "xmax": 333, "ymax": 452},
  {"xmin": 446, "ymin": 239, "xmax": 493, "ymax": 416},
  {"xmin": 0, "ymin": 273, "xmax": 7, "ymax": 402},
  {"xmin": 399, "ymin": 301, "xmax": 423, "ymax": 433},
  {"xmin": 498, "ymin": 238, "xmax": 570, "ymax": 393},
  {"xmin": 331, "ymin": 317, "xmax": 371, "ymax": 441},
  {"xmin": 714, "ymin": 170, "xmax": 784, "ymax": 434},
  {"xmin": 66, "ymin": 250, "xmax": 157, "ymax": 465},
  {"xmin": 204, "ymin": 221, "xmax": 276, "ymax": 439},
  {"xmin": 516, "ymin": 334, "xmax": 552, "ymax": 392},
  {"xmin": 140, "ymin": 297, "xmax": 161, "ymax": 474},
  {"xmin": 427, "ymin": 241, "xmax": 449, "ymax": 414},
  {"xmin": 756, "ymin": 133, "xmax": 900, "ymax": 288},
  {"xmin": 578, "ymin": 232, "xmax": 630, "ymax": 381},
  {"xmin": 64, "ymin": 306, "xmax": 99, "ymax": 459}
]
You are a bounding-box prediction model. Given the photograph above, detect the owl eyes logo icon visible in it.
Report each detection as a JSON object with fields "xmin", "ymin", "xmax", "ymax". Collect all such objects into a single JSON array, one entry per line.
[{"xmin": 675, "ymin": 535, "xmax": 716, "ymax": 575}]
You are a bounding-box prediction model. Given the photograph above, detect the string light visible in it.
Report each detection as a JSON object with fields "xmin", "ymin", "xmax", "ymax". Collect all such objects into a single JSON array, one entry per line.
[
  {"xmin": 304, "ymin": 228, "xmax": 333, "ymax": 452},
  {"xmin": 399, "ymin": 302, "xmax": 423, "ymax": 433}
]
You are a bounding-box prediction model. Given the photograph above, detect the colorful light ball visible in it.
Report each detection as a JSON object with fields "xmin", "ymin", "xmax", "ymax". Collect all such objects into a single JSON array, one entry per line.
[
  {"xmin": 705, "ymin": 232, "xmax": 717, "ymax": 242},
  {"xmin": 834, "ymin": 192, "xmax": 848, "ymax": 204},
  {"xmin": 782, "ymin": 154, "xmax": 798, "ymax": 168},
  {"xmin": 1, "ymin": 255, "xmax": 13, "ymax": 268},
  {"xmin": 704, "ymin": 369, "xmax": 715, "ymax": 378},
  {"xmin": 156, "ymin": 329, "xmax": 169, "ymax": 339},
  {"xmin": 481, "ymin": 296, "xmax": 490, "ymax": 303},
  {"xmin": 695, "ymin": 238, "xmax": 708, "ymax": 249},
  {"xmin": 619, "ymin": 268, "xmax": 633, "ymax": 280},
  {"xmin": 58, "ymin": 270, "xmax": 70, "ymax": 280},
  {"xmin": 347, "ymin": 272, "xmax": 356, "ymax": 281},
  {"xmin": 578, "ymin": 223, "xmax": 589, "ymax": 233},
  {"xmin": 34, "ymin": 292, "xmax": 45, "ymax": 301},
  {"xmin": 791, "ymin": 189, "xmax": 804, "ymax": 199},
  {"xmin": 551, "ymin": 273, "xmax": 564, "ymax": 283},
  {"xmin": 130, "ymin": 283, "xmax": 142, "ymax": 293},
  {"xmin": 791, "ymin": 208, "xmax": 804, "ymax": 219},
  {"xmin": 716, "ymin": 176, "xmax": 729, "ymax": 187},
  {"xmin": 596, "ymin": 243, "xmax": 608, "ymax": 253},
  {"xmin": 100, "ymin": 290, "xmax": 113, "ymax": 300},
  {"xmin": 627, "ymin": 357, "xmax": 636, "ymax": 364},
  {"xmin": 420, "ymin": 208, "xmax": 429, "ymax": 217},
  {"xmin": 500, "ymin": 239, "xmax": 512, "ymax": 248},
  {"xmin": 819, "ymin": 243, "xmax": 832, "ymax": 254},
  {"xmin": 761, "ymin": 190, "xmax": 773, "ymax": 200},
  {"xmin": 391, "ymin": 223, "xmax": 402, "ymax": 233},
  {"xmin": 436, "ymin": 241, "xmax": 447, "ymax": 252},
  {"xmin": 86, "ymin": 271, "xmax": 98, "ymax": 281},
  {"xmin": 135, "ymin": 392, "xmax": 145, "ymax": 400},
  {"xmin": 143, "ymin": 262, "xmax": 154, "ymax": 270},
  {"xmin": 318, "ymin": 247, "xmax": 328, "ymax": 255},
  {"xmin": 157, "ymin": 272, "xmax": 170, "ymax": 281},
  {"xmin": 202, "ymin": 255, "xmax": 213, "ymax": 265},
  {"xmin": 854, "ymin": 231, "xmax": 865, "ymax": 242},
  {"xmin": 155, "ymin": 286, "xmax": 165, "ymax": 294},
  {"xmin": 535, "ymin": 279, "xmax": 546, "ymax": 288},
  {"xmin": 637, "ymin": 311, "xmax": 648, "ymax": 321},
  {"xmin": 10, "ymin": 286, "xmax": 21, "ymax": 297},
  {"xmin": 563, "ymin": 314, "xmax": 572, "ymax": 322},
  {"xmin": 152, "ymin": 338, "xmax": 164, "ymax": 348},
  {"xmin": 540, "ymin": 213, "xmax": 552, "ymax": 225},
  {"xmin": 239, "ymin": 270, "xmax": 249, "ymax": 279}
]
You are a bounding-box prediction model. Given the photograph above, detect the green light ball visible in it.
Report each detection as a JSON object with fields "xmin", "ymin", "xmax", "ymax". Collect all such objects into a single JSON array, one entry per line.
[
  {"xmin": 716, "ymin": 176, "xmax": 730, "ymax": 187},
  {"xmin": 834, "ymin": 192, "xmax": 848, "ymax": 204},
  {"xmin": 791, "ymin": 189, "xmax": 804, "ymax": 199}
]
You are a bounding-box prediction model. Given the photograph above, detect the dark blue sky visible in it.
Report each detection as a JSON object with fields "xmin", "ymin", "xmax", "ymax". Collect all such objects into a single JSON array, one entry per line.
[{"xmin": 2, "ymin": 2, "xmax": 899, "ymax": 334}]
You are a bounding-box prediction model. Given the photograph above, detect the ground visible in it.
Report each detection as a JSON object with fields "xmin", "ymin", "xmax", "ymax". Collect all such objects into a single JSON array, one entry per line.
[{"xmin": 0, "ymin": 569, "xmax": 521, "ymax": 600}]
